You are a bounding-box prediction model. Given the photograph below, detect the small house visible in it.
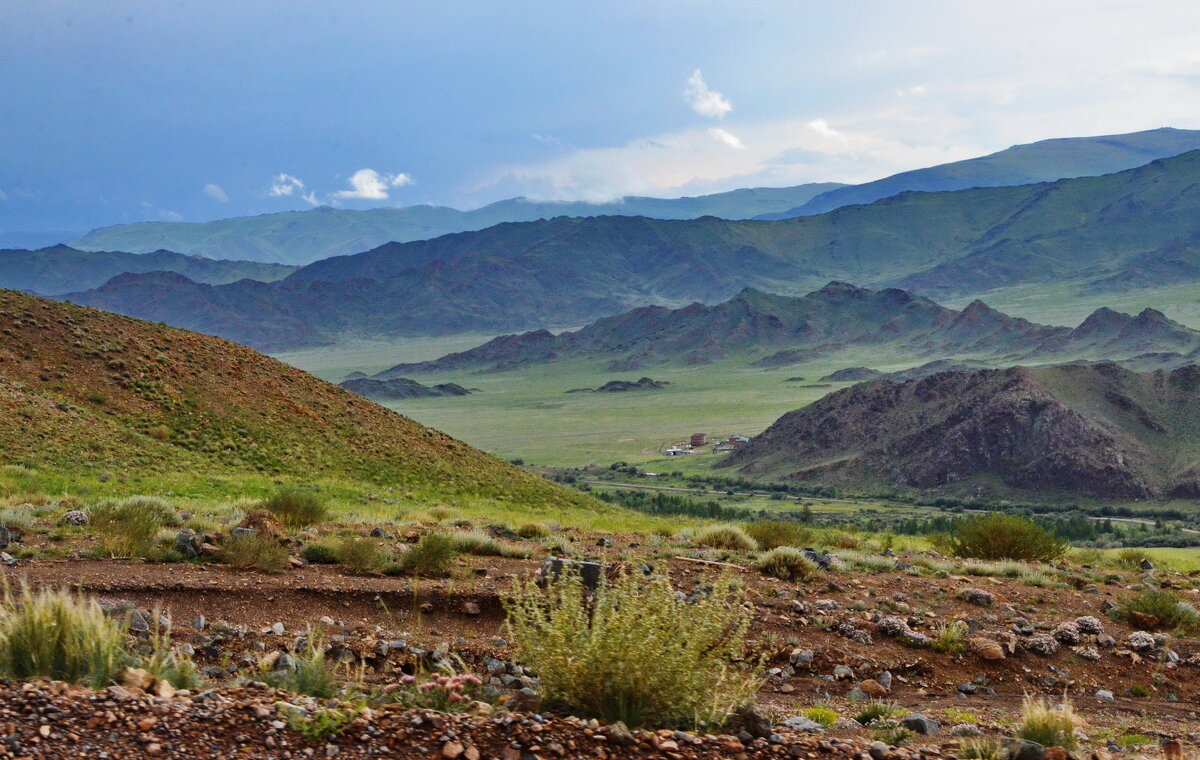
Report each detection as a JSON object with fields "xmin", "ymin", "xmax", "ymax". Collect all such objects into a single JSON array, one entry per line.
[
  {"xmin": 664, "ymin": 447, "xmax": 684, "ymax": 456},
  {"xmin": 690, "ymin": 432, "xmax": 708, "ymax": 447}
]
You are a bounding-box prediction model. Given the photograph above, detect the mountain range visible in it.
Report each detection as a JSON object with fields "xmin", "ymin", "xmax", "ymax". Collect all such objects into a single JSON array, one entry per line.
[
  {"xmin": 0, "ymin": 245, "xmax": 295, "ymax": 295},
  {"xmin": 725, "ymin": 364, "xmax": 1200, "ymax": 500},
  {"xmin": 0, "ymin": 288, "xmax": 583, "ymax": 508},
  {"xmin": 68, "ymin": 184, "xmax": 845, "ymax": 265},
  {"xmin": 66, "ymin": 128, "xmax": 1200, "ymax": 266},
  {"xmin": 755, "ymin": 127, "xmax": 1200, "ymax": 219},
  {"xmin": 55, "ymin": 147, "xmax": 1200, "ymax": 350},
  {"xmin": 371, "ymin": 283, "xmax": 1200, "ymax": 376}
]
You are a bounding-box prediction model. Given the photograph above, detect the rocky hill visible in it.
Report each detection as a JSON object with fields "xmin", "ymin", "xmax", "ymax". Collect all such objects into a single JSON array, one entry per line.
[
  {"xmin": 725, "ymin": 364, "xmax": 1200, "ymax": 499},
  {"xmin": 57, "ymin": 149, "xmax": 1200, "ymax": 349},
  {"xmin": 0, "ymin": 289, "xmax": 583, "ymax": 506},
  {"xmin": 0, "ymin": 245, "xmax": 294, "ymax": 294},
  {"xmin": 338, "ymin": 376, "xmax": 474, "ymax": 400},
  {"xmin": 375, "ymin": 284, "xmax": 1200, "ymax": 375}
]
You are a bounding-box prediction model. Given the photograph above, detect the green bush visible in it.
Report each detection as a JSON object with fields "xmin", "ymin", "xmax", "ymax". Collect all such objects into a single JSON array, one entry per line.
[
  {"xmin": 755, "ymin": 547, "xmax": 819, "ymax": 581},
  {"xmin": 88, "ymin": 496, "xmax": 179, "ymax": 558},
  {"xmin": 1018, "ymin": 696, "xmax": 1078, "ymax": 750},
  {"xmin": 855, "ymin": 700, "xmax": 907, "ymax": 726},
  {"xmin": 931, "ymin": 620, "xmax": 967, "ymax": 656},
  {"xmin": 267, "ymin": 630, "xmax": 339, "ymax": 698},
  {"xmin": 263, "ymin": 489, "xmax": 329, "ymax": 529},
  {"xmin": 300, "ymin": 540, "xmax": 341, "ymax": 564},
  {"xmin": 933, "ymin": 514, "xmax": 1066, "ymax": 562},
  {"xmin": 504, "ymin": 571, "xmax": 760, "ymax": 729},
  {"xmin": 1121, "ymin": 589, "xmax": 1200, "ymax": 632},
  {"xmin": 693, "ymin": 524, "xmax": 758, "ymax": 551},
  {"xmin": 516, "ymin": 523, "xmax": 551, "ymax": 539},
  {"xmin": 450, "ymin": 529, "xmax": 529, "ymax": 558},
  {"xmin": 401, "ymin": 532, "xmax": 458, "ymax": 577},
  {"xmin": 743, "ymin": 521, "xmax": 811, "ymax": 550},
  {"xmin": 0, "ymin": 584, "xmax": 129, "ymax": 687},
  {"xmin": 336, "ymin": 537, "xmax": 392, "ymax": 575},
  {"xmin": 803, "ymin": 704, "xmax": 838, "ymax": 727},
  {"xmin": 223, "ymin": 532, "xmax": 291, "ymax": 573},
  {"xmin": 285, "ymin": 706, "xmax": 360, "ymax": 743}
]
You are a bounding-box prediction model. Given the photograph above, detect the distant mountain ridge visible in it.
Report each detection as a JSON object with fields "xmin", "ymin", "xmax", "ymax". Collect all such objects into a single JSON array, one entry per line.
[
  {"xmin": 724, "ymin": 364, "xmax": 1200, "ymax": 500},
  {"xmin": 756, "ymin": 127, "xmax": 1200, "ymax": 219},
  {"xmin": 58, "ymin": 148, "xmax": 1200, "ymax": 350},
  {"xmin": 372, "ymin": 283, "xmax": 1200, "ymax": 376},
  {"xmin": 69, "ymin": 184, "xmax": 845, "ymax": 265},
  {"xmin": 0, "ymin": 245, "xmax": 295, "ymax": 294}
]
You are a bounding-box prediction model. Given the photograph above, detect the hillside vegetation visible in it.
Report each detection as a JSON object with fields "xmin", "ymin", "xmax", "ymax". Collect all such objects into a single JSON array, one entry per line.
[{"xmin": 0, "ymin": 289, "xmax": 587, "ymax": 509}]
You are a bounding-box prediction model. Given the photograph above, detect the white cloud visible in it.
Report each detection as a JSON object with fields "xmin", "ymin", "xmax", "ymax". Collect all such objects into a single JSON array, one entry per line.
[
  {"xmin": 684, "ymin": 70, "xmax": 732, "ymax": 118},
  {"xmin": 896, "ymin": 85, "xmax": 927, "ymax": 97},
  {"xmin": 806, "ymin": 119, "xmax": 846, "ymax": 141},
  {"xmin": 331, "ymin": 169, "xmax": 414, "ymax": 200},
  {"xmin": 301, "ymin": 191, "xmax": 320, "ymax": 207},
  {"xmin": 268, "ymin": 173, "xmax": 305, "ymax": 197},
  {"xmin": 140, "ymin": 201, "xmax": 183, "ymax": 222},
  {"xmin": 202, "ymin": 183, "xmax": 229, "ymax": 202},
  {"xmin": 708, "ymin": 127, "xmax": 746, "ymax": 150}
]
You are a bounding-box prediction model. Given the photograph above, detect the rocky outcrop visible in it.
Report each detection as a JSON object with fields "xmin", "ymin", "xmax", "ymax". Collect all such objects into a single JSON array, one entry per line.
[{"xmin": 339, "ymin": 377, "xmax": 474, "ymax": 400}]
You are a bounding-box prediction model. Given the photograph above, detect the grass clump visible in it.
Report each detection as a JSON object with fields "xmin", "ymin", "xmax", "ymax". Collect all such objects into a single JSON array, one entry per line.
[
  {"xmin": 855, "ymin": 700, "xmax": 907, "ymax": 726},
  {"xmin": 285, "ymin": 706, "xmax": 360, "ymax": 743},
  {"xmin": 267, "ymin": 630, "xmax": 339, "ymax": 699},
  {"xmin": 449, "ymin": 529, "xmax": 529, "ymax": 558},
  {"xmin": 803, "ymin": 704, "xmax": 838, "ymax": 727},
  {"xmin": 931, "ymin": 620, "xmax": 968, "ymax": 656},
  {"xmin": 0, "ymin": 584, "xmax": 129, "ymax": 687},
  {"xmin": 960, "ymin": 737, "xmax": 1006, "ymax": 760},
  {"xmin": 143, "ymin": 610, "xmax": 204, "ymax": 689},
  {"xmin": 693, "ymin": 524, "xmax": 758, "ymax": 551},
  {"xmin": 336, "ymin": 537, "xmax": 392, "ymax": 575},
  {"xmin": 300, "ymin": 539, "xmax": 341, "ymax": 565},
  {"xmin": 516, "ymin": 522, "xmax": 551, "ymax": 539},
  {"xmin": 755, "ymin": 547, "xmax": 819, "ymax": 581},
  {"xmin": 1018, "ymin": 696, "xmax": 1079, "ymax": 750},
  {"xmin": 400, "ymin": 532, "xmax": 458, "ymax": 577},
  {"xmin": 505, "ymin": 571, "xmax": 760, "ymax": 729},
  {"xmin": 1121, "ymin": 589, "xmax": 1200, "ymax": 632},
  {"xmin": 0, "ymin": 506, "xmax": 37, "ymax": 535},
  {"xmin": 223, "ymin": 532, "xmax": 291, "ymax": 573},
  {"xmin": 88, "ymin": 496, "xmax": 179, "ymax": 558},
  {"xmin": 873, "ymin": 726, "xmax": 913, "ymax": 747},
  {"xmin": 933, "ymin": 514, "xmax": 1066, "ymax": 563},
  {"xmin": 743, "ymin": 520, "xmax": 811, "ymax": 550},
  {"xmin": 263, "ymin": 488, "xmax": 329, "ymax": 529}
]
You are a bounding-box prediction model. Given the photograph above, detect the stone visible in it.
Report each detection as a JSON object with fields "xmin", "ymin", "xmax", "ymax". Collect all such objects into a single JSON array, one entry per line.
[
  {"xmin": 958, "ymin": 588, "xmax": 995, "ymax": 607},
  {"xmin": 1043, "ymin": 748, "xmax": 1069, "ymax": 760},
  {"xmin": 1074, "ymin": 616, "xmax": 1103, "ymax": 634},
  {"xmin": 236, "ymin": 510, "xmax": 288, "ymax": 541},
  {"xmin": 1051, "ymin": 622, "xmax": 1081, "ymax": 645},
  {"xmin": 833, "ymin": 664, "xmax": 854, "ymax": 680},
  {"xmin": 153, "ymin": 679, "xmax": 176, "ymax": 699},
  {"xmin": 1023, "ymin": 634, "xmax": 1059, "ymax": 656},
  {"xmin": 461, "ymin": 602, "xmax": 481, "ymax": 616},
  {"xmin": 1094, "ymin": 689, "xmax": 1114, "ymax": 701},
  {"xmin": 1162, "ymin": 739, "xmax": 1184, "ymax": 759},
  {"xmin": 127, "ymin": 609, "xmax": 150, "ymax": 633},
  {"xmin": 190, "ymin": 615, "xmax": 206, "ymax": 631},
  {"xmin": 175, "ymin": 529, "xmax": 202, "ymax": 559},
  {"xmin": 538, "ymin": 557, "xmax": 604, "ymax": 589},
  {"xmin": 442, "ymin": 741, "xmax": 464, "ymax": 759},
  {"xmin": 61, "ymin": 510, "xmax": 88, "ymax": 526},
  {"xmin": 121, "ymin": 667, "xmax": 155, "ymax": 690},
  {"xmin": 0, "ymin": 552, "xmax": 14, "ymax": 566},
  {"xmin": 0, "ymin": 526, "xmax": 10, "ymax": 549},
  {"xmin": 868, "ymin": 741, "xmax": 890, "ymax": 760},
  {"xmin": 860, "ymin": 679, "xmax": 889, "ymax": 697},
  {"xmin": 600, "ymin": 721, "xmax": 635, "ymax": 746},
  {"xmin": 729, "ymin": 704, "xmax": 773, "ymax": 739},
  {"xmin": 1126, "ymin": 631, "xmax": 1156, "ymax": 651},
  {"xmin": 1140, "ymin": 557, "xmax": 1155, "ymax": 570},
  {"xmin": 271, "ymin": 622, "xmax": 285, "ymax": 635},
  {"xmin": 899, "ymin": 714, "xmax": 940, "ymax": 736},
  {"xmin": 1007, "ymin": 740, "xmax": 1045, "ymax": 760},
  {"xmin": 780, "ymin": 716, "xmax": 825, "ymax": 733}
]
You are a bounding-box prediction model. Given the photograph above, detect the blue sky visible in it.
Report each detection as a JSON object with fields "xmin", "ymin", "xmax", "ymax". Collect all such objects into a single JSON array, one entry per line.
[{"xmin": 4, "ymin": 0, "xmax": 1200, "ymax": 240}]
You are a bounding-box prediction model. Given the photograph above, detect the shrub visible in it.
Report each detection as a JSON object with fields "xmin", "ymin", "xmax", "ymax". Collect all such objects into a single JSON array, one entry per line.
[
  {"xmin": 1018, "ymin": 696, "xmax": 1078, "ymax": 750},
  {"xmin": 223, "ymin": 532, "xmax": 291, "ymax": 573},
  {"xmin": 0, "ymin": 506, "xmax": 37, "ymax": 535},
  {"xmin": 1114, "ymin": 548, "xmax": 1153, "ymax": 570},
  {"xmin": 960, "ymin": 737, "xmax": 1006, "ymax": 760},
  {"xmin": 300, "ymin": 540, "xmax": 341, "ymax": 564},
  {"xmin": 873, "ymin": 726, "xmax": 913, "ymax": 747},
  {"xmin": 450, "ymin": 530, "xmax": 529, "ymax": 558},
  {"xmin": 401, "ymin": 532, "xmax": 458, "ymax": 577},
  {"xmin": 803, "ymin": 704, "xmax": 838, "ymax": 727},
  {"xmin": 88, "ymin": 497, "xmax": 179, "ymax": 557},
  {"xmin": 743, "ymin": 521, "xmax": 811, "ymax": 550},
  {"xmin": 504, "ymin": 571, "xmax": 760, "ymax": 729},
  {"xmin": 337, "ymin": 537, "xmax": 392, "ymax": 575},
  {"xmin": 285, "ymin": 706, "xmax": 360, "ymax": 743},
  {"xmin": 544, "ymin": 535, "xmax": 576, "ymax": 556},
  {"xmin": 1121, "ymin": 589, "xmax": 1200, "ymax": 632},
  {"xmin": 934, "ymin": 514, "xmax": 1066, "ymax": 562},
  {"xmin": 267, "ymin": 630, "xmax": 339, "ymax": 699},
  {"xmin": 931, "ymin": 620, "xmax": 968, "ymax": 656},
  {"xmin": 516, "ymin": 523, "xmax": 550, "ymax": 539},
  {"xmin": 263, "ymin": 489, "xmax": 328, "ymax": 529},
  {"xmin": 755, "ymin": 547, "xmax": 819, "ymax": 581},
  {"xmin": 693, "ymin": 524, "xmax": 758, "ymax": 551},
  {"xmin": 855, "ymin": 700, "xmax": 907, "ymax": 726},
  {"xmin": 0, "ymin": 584, "xmax": 129, "ymax": 687}
]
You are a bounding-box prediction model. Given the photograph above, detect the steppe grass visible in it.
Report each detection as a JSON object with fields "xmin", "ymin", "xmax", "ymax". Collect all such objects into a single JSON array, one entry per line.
[
  {"xmin": 931, "ymin": 620, "xmax": 968, "ymax": 656},
  {"xmin": 88, "ymin": 496, "xmax": 180, "ymax": 558},
  {"xmin": 266, "ymin": 630, "xmax": 339, "ymax": 699},
  {"xmin": 336, "ymin": 537, "xmax": 393, "ymax": 575},
  {"xmin": 743, "ymin": 520, "xmax": 812, "ymax": 550},
  {"xmin": 223, "ymin": 532, "xmax": 291, "ymax": 573},
  {"xmin": 0, "ymin": 584, "xmax": 129, "ymax": 687},
  {"xmin": 263, "ymin": 488, "xmax": 329, "ymax": 528},
  {"xmin": 693, "ymin": 524, "xmax": 758, "ymax": 551},
  {"xmin": 755, "ymin": 546, "xmax": 820, "ymax": 581},
  {"xmin": 1121, "ymin": 589, "xmax": 1200, "ymax": 632},
  {"xmin": 401, "ymin": 532, "xmax": 459, "ymax": 577},
  {"xmin": 855, "ymin": 700, "xmax": 907, "ymax": 725},
  {"xmin": 504, "ymin": 571, "xmax": 760, "ymax": 729},
  {"xmin": 449, "ymin": 529, "xmax": 530, "ymax": 558},
  {"xmin": 1018, "ymin": 696, "xmax": 1079, "ymax": 750}
]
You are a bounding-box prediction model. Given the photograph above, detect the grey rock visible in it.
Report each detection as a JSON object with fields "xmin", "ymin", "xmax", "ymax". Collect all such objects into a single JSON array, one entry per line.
[
  {"xmin": 127, "ymin": 609, "xmax": 150, "ymax": 633},
  {"xmin": 833, "ymin": 664, "xmax": 854, "ymax": 680},
  {"xmin": 0, "ymin": 526, "xmax": 11, "ymax": 549},
  {"xmin": 1140, "ymin": 558, "xmax": 1155, "ymax": 570},
  {"xmin": 868, "ymin": 741, "xmax": 890, "ymax": 759},
  {"xmin": 1126, "ymin": 631, "xmax": 1156, "ymax": 652},
  {"xmin": 1094, "ymin": 689, "xmax": 1114, "ymax": 701},
  {"xmin": 231, "ymin": 527, "xmax": 257, "ymax": 539},
  {"xmin": 538, "ymin": 557, "xmax": 604, "ymax": 590},
  {"xmin": 899, "ymin": 714, "xmax": 940, "ymax": 736},
  {"xmin": 175, "ymin": 529, "xmax": 202, "ymax": 559},
  {"xmin": 0, "ymin": 552, "xmax": 14, "ymax": 567},
  {"xmin": 958, "ymin": 588, "xmax": 995, "ymax": 607},
  {"xmin": 779, "ymin": 716, "xmax": 825, "ymax": 733},
  {"xmin": 1007, "ymin": 740, "xmax": 1046, "ymax": 760},
  {"xmin": 1074, "ymin": 616, "xmax": 1103, "ymax": 634},
  {"xmin": 61, "ymin": 510, "xmax": 88, "ymax": 526},
  {"xmin": 190, "ymin": 615, "xmax": 206, "ymax": 631}
]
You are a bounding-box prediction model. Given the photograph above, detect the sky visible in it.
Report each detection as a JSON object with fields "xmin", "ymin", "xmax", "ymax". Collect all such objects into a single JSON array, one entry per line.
[{"xmin": 4, "ymin": 0, "xmax": 1200, "ymax": 242}]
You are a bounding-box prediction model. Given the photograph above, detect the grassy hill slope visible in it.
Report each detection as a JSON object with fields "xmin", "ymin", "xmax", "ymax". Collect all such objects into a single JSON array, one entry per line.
[{"xmin": 0, "ymin": 290, "xmax": 587, "ymax": 509}]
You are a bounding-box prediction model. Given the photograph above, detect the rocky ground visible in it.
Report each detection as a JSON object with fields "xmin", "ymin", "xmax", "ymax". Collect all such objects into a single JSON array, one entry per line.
[{"xmin": 1, "ymin": 532, "xmax": 1199, "ymax": 759}]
